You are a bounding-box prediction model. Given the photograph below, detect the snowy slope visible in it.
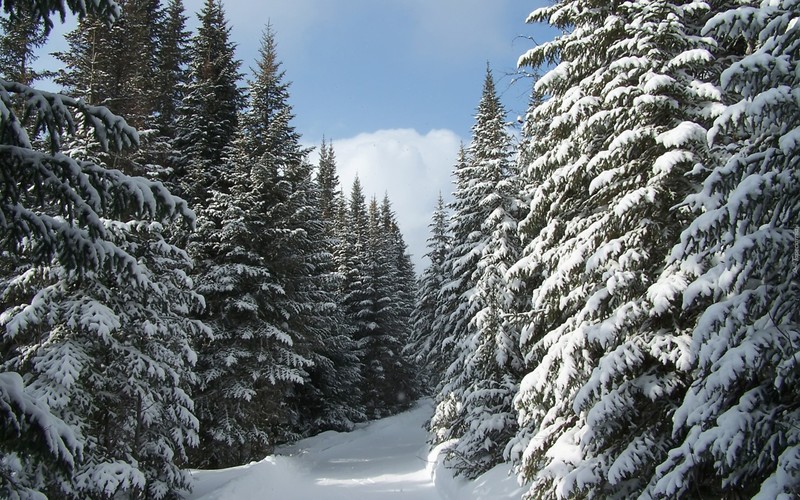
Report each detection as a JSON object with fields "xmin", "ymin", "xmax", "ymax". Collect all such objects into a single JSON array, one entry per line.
[{"xmin": 188, "ymin": 399, "xmax": 525, "ymax": 499}]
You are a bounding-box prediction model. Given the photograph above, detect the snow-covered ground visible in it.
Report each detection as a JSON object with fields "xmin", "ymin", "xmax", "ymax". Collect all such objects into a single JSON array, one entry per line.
[{"xmin": 188, "ymin": 399, "xmax": 526, "ymax": 499}]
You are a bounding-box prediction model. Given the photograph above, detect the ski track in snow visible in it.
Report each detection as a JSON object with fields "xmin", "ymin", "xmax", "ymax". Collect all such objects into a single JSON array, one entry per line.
[{"xmin": 188, "ymin": 399, "xmax": 525, "ymax": 500}]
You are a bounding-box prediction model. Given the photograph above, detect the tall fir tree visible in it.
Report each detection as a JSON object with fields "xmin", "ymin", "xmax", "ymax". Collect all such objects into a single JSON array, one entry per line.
[
  {"xmin": 152, "ymin": 0, "xmax": 190, "ymax": 138},
  {"xmin": 55, "ymin": 0, "xmax": 171, "ymax": 179},
  {"xmin": 190, "ymin": 24, "xmax": 309, "ymax": 467},
  {"xmin": 288, "ymin": 139, "xmax": 365, "ymax": 434},
  {"xmin": 649, "ymin": 2, "xmax": 800, "ymax": 497},
  {"xmin": 284, "ymin": 155, "xmax": 365, "ymax": 436},
  {"xmin": 377, "ymin": 195, "xmax": 418, "ymax": 411},
  {"xmin": 190, "ymin": 24, "xmax": 365, "ymax": 463},
  {"xmin": 1, "ymin": 1, "xmax": 204, "ymax": 497},
  {"xmin": 317, "ymin": 138, "xmax": 341, "ymax": 222},
  {"xmin": 56, "ymin": 0, "xmax": 161, "ymax": 130},
  {"xmin": 172, "ymin": 0, "xmax": 243, "ymax": 208},
  {"xmin": 338, "ymin": 177, "xmax": 371, "ymax": 406},
  {"xmin": 55, "ymin": 14, "xmax": 113, "ymax": 109},
  {"xmin": 429, "ymin": 66, "xmax": 522, "ymax": 478},
  {"xmin": 427, "ymin": 145, "xmax": 470, "ymax": 394},
  {"xmin": 136, "ymin": 0, "xmax": 191, "ymax": 184},
  {"xmin": 0, "ymin": 0, "xmax": 48, "ymax": 86},
  {"xmin": 337, "ymin": 180, "xmax": 417, "ymax": 418},
  {"xmin": 407, "ymin": 193, "xmax": 451, "ymax": 391},
  {"xmin": 505, "ymin": 1, "xmax": 729, "ymax": 497}
]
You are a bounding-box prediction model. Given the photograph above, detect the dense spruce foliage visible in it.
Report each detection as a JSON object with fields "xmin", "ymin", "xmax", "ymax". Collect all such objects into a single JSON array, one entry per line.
[
  {"xmin": 427, "ymin": 67, "xmax": 523, "ymax": 478},
  {"xmin": 411, "ymin": 0, "xmax": 800, "ymax": 498},
  {"xmin": 0, "ymin": 0, "xmax": 417, "ymax": 497}
]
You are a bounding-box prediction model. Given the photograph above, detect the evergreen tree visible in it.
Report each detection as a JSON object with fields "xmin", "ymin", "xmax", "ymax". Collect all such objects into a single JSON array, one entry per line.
[
  {"xmin": 134, "ymin": 0, "xmax": 191, "ymax": 185},
  {"xmin": 152, "ymin": 0, "xmax": 190, "ymax": 138},
  {"xmin": 360, "ymin": 196, "xmax": 395, "ymax": 417},
  {"xmin": 506, "ymin": 1, "xmax": 727, "ymax": 497},
  {"xmin": 56, "ymin": 0, "xmax": 161, "ymax": 130},
  {"xmin": 55, "ymin": 0, "xmax": 169, "ymax": 180},
  {"xmin": 346, "ymin": 196, "xmax": 414, "ymax": 418},
  {"xmin": 407, "ymin": 193, "xmax": 451, "ymax": 390},
  {"xmin": 427, "ymin": 145, "xmax": 470, "ymax": 395},
  {"xmin": 649, "ymin": 2, "xmax": 800, "ymax": 497},
  {"xmin": 0, "ymin": 1, "xmax": 203, "ymax": 497},
  {"xmin": 4, "ymin": 219, "xmax": 205, "ymax": 498},
  {"xmin": 55, "ymin": 14, "xmax": 113, "ymax": 109},
  {"xmin": 337, "ymin": 181, "xmax": 416, "ymax": 418},
  {"xmin": 191, "ymin": 24, "xmax": 307, "ymax": 467},
  {"xmin": 287, "ymin": 162, "xmax": 365, "ymax": 436},
  {"xmin": 172, "ymin": 0, "xmax": 243, "ymax": 208},
  {"xmin": 338, "ymin": 177, "xmax": 371, "ymax": 406},
  {"xmin": 190, "ymin": 24, "xmax": 364, "ymax": 463},
  {"xmin": 288, "ymin": 140, "xmax": 364, "ymax": 434},
  {"xmin": 0, "ymin": 1, "xmax": 48, "ymax": 86},
  {"xmin": 317, "ymin": 138, "xmax": 341, "ymax": 222},
  {"xmin": 429, "ymin": 67, "xmax": 522, "ymax": 478},
  {"xmin": 377, "ymin": 195, "xmax": 418, "ymax": 411}
]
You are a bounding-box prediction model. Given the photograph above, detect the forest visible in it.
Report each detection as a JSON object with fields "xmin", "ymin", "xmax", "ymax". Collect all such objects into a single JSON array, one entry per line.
[{"xmin": 1, "ymin": 0, "xmax": 799, "ymax": 499}]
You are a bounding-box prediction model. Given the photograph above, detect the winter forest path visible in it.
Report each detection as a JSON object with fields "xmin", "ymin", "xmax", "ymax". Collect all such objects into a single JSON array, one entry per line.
[
  {"xmin": 189, "ymin": 400, "xmax": 442, "ymax": 499},
  {"xmin": 188, "ymin": 399, "xmax": 524, "ymax": 499}
]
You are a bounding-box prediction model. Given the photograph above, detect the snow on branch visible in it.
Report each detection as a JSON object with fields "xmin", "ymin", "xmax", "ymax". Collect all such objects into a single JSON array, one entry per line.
[
  {"xmin": 1, "ymin": 0, "xmax": 121, "ymax": 34},
  {"xmin": 1, "ymin": 79, "xmax": 138, "ymax": 152}
]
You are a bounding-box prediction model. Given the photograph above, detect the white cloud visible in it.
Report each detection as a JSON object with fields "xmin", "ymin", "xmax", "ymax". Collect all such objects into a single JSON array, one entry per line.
[{"xmin": 309, "ymin": 128, "xmax": 462, "ymax": 271}]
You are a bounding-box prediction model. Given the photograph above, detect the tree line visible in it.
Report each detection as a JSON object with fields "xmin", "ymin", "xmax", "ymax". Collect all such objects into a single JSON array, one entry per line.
[
  {"xmin": 0, "ymin": 0, "xmax": 416, "ymax": 498},
  {"xmin": 410, "ymin": 0, "xmax": 800, "ymax": 498}
]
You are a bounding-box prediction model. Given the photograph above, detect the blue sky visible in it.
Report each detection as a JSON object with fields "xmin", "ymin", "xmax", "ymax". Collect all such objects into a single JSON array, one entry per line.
[
  {"xmin": 39, "ymin": 0, "xmax": 556, "ymax": 269},
  {"xmin": 202, "ymin": 0, "xmax": 553, "ymax": 140}
]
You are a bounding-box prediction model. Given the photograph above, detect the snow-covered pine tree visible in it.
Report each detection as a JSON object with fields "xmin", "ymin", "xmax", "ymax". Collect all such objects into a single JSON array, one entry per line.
[
  {"xmin": 55, "ymin": 14, "xmax": 114, "ymax": 113},
  {"xmin": 506, "ymin": 1, "xmax": 727, "ymax": 497},
  {"xmin": 152, "ymin": 0, "xmax": 190, "ymax": 139},
  {"xmin": 283, "ymin": 155, "xmax": 365, "ymax": 436},
  {"xmin": 138, "ymin": 0, "xmax": 191, "ymax": 185},
  {"xmin": 338, "ymin": 179, "xmax": 374, "ymax": 409},
  {"xmin": 0, "ymin": 0, "xmax": 48, "ymax": 86},
  {"xmin": 172, "ymin": 0, "xmax": 243, "ymax": 208},
  {"xmin": 190, "ymin": 24, "xmax": 316, "ymax": 467},
  {"xmin": 407, "ymin": 193, "xmax": 451, "ymax": 391},
  {"xmin": 189, "ymin": 181, "xmax": 283, "ymax": 467},
  {"xmin": 425, "ymin": 145, "xmax": 470, "ymax": 455},
  {"xmin": 56, "ymin": 0, "xmax": 179, "ymax": 183},
  {"xmin": 376, "ymin": 195, "xmax": 418, "ymax": 412},
  {"xmin": 354, "ymin": 197, "xmax": 405, "ymax": 418},
  {"xmin": 0, "ymin": 371, "xmax": 79, "ymax": 499},
  {"xmin": 339, "ymin": 177, "xmax": 371, "ymax": 328},
  {"xmin": 4, "ymin": 219, "xmax": 206, "ymax": 499},
  {"xmin": 53, "ymin": 12, "xmax": 124, "ymax": 179},
  {"xmin": 649, "ymin": 2, "xmax": 800, "ymax": 497},
  {"xmin": 317, "ymin": 138, "xmax": 342, "ymax": 222},
  {"xmin": 429, "ymin": 66, "xmax": 522, "ymax": 478},
  {"xmin": 57, "ymin": 0, "xmax": 160, "ymax": 131},
  {"xmin": 1, "ymin": 1, "xmax": 204, "ymax": 497},
  {"xmin": 280, "ymin": 139, "xmax": 365, "ymax": 435},
  {"xmin": 426, "ymin": 145, "xmax": 470, "ymax": 399},
  {"xmin": 337, "ymin": 181, "xmax": 416, "ymax": 418}
]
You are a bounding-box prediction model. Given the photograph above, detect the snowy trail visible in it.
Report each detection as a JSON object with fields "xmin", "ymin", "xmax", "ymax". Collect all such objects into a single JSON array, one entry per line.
[{"xmin": 188, "ymin": 399, "xmax": 525, "ymax": 499}]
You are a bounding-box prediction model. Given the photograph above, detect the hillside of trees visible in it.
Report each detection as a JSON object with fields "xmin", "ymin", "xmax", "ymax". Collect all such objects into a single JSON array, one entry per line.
[{"xmin": 2, "ymin": 0, "xmax": 799, "ymax": 499}]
